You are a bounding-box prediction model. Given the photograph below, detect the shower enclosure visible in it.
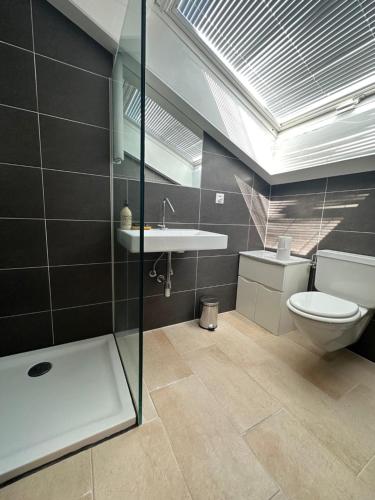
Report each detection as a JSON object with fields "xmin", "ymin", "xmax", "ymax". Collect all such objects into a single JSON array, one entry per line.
[{"xmin": 0, "ymin": 0, "xmax": 145, "ymax": 485}]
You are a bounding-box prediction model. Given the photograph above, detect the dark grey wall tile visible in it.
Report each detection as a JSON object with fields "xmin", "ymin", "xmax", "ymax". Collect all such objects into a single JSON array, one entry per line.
[
  {"xmin": 50, "ymin": 263, "xmax": 112, "ymax": 308},
  {"xmin": 349, "ymin": 320, "xmax": 375, "ymax": 363},
  {"xmin": 318, "ymin": 230, "xmax": 375, "ymax": 257},
  {"xmin": 199, "ymin": 223, "xmax": 248, "ymax": 256},
  {"xmin": 250, "ymin": 193, "xmax": 269, "ymax": 226},
  {"xmin": 0, "ymin": 0, "xmax": 33, "ymax": 49},
  {"xmin": 32, "ymin": 0, "xmax": 112, "ymax": 77},
  {"xmin": 195, "ymin": 284, "xmax": 237, "ymax": 317},
  {"xmin": 323, "ymin": 190, "xmax": 375, "ymax": 233},
  {"xmin": 268, "ymin": 193, "xmax": 325, "ymax": 224},
  {"xmin": 131, "ymin": 257, "xmax": 196, "ymax": 299},
  {"xmin": 0, "ymin": 43, "xmax": 36, "ymax": 110},
  {"xmin": 201, "ymin": 152, "xmax": 253, "ymax": 193},
  {"xmin": 271, "ymin": 178, "xmax": 326, "ymax": 197},
  {"xmin": 200, "ymin": 190, "xmax": 250, "ymax": 224},
  {"xmin": 114, "ymin": 262, "xmax": 128, "ymax": 301},
  {"xmin": 0, "ymin": 164, "xmax": 44, "ymax": 218},
  {"xmin": 113, "ymin": 178, "xmax": 128, "ymax": 220},
  {"xmin": 40, "ymin": 115, "xmax": 110, "ymax": 175},
  {"xmin": 143, "ymin": 291, "xmax": 195, "ymax": 331},
  {"xmin": 0, "ymin": 312, "xmax": 52, "ymax": 357},
  {"xmin": 327, "ymin": 171, "xmax": 375, "ymax": 192},
  {"xmin": 36, "ymin": 56, "xmax": 109, "ymax": 128},
  {"xmin": 113, "ymin": 222, "xmax": 128, "ymax": 262},
  {"xmin": 0, "ymin": 219, "xmax": 47, "ymax": 268},
  {"xmin": 115, "ymin": 299, "xmax": 140, "ymax": 332},
  {"xmin": 253, "ymin": 173, "xmax": 270, "ymax": 197},
  {"xmin": 47, "ymin": 220, "xmax": 111, "ymax": 265},
  {"xmin": 0, "ymin": 106, "xmax": 40, "ymax": 166},
  {"xmin": 53, "ymin": 302, "xmax": 113, "ymax": 344},
  {"xmin": 197, "ymin": 255, "xmax": 239, "ymax": 288},
  {"xmin": 0, "ymin": 0, "xmax": 113, "ymax": 355},
  {"xmin": 0, "ymin": 268, "xmax": 50, "ymax": 316},
  {"xmin": 266, "ymin": 222, "xmax": 319, "ymax": 258},
  {"xmin": 248, "ymin": 226, "xmax": 266, "ymax": 251},
  {"xmin": 43, "ymin": 170, "xmax": 110, "ymax": 220},
  {"xmin": 202, "ymin": 134, "xmax": 236, "ymax": 158},
  {"xmin": 132, "ymin": 181, "xmax": 200, "ymax": 224}
]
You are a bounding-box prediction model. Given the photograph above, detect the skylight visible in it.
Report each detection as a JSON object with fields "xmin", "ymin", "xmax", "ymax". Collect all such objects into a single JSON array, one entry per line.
[{"xmin": 176, "ymin": 0, "xmax": 375, "ymax": 126}]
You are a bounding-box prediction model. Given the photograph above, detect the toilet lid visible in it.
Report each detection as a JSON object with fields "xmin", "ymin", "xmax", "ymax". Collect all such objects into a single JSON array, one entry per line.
[{"xmin": 289, "ymin": 292, "xmax": 359, "ymax": 319}]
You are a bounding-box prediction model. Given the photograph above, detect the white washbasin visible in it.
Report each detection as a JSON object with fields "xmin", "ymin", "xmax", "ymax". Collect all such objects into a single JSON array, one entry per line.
[{"xmin": 117, "ymin": 228, "xmax": 228, "ymax": 253}]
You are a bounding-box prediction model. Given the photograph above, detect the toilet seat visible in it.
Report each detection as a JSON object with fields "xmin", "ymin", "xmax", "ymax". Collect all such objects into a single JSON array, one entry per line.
[
  {"xmin": 290, "ymin": 292, "xmax": 359, "ymax": 318},
  {"xmin": 287, "ymin": 292, "xmax": 366, "ymax": 324}
]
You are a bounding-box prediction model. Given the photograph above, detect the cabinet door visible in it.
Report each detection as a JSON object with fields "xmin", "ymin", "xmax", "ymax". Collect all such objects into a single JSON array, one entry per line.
[
  {"xmin": 254, "ymin": 284, "xmax": 282, "ymax": 335},
  {"xmin": 239, "ymin": 257, "xmax": 285, "ymax": 291},
  {"xmin": 236, "ymin": 276, "xmax": 258, "ymax": 321}
]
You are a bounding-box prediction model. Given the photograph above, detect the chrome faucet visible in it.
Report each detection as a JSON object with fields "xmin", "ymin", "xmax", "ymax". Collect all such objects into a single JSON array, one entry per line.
[{"xmin": 158, "ymin": 197, "xmax": 175, "ymax": 230}]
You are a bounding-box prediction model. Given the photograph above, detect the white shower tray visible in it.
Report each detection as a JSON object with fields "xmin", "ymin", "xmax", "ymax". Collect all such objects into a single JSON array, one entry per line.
[{"xmin": 0, "ymin": 334, "xmax": 136, "ymax": 484}]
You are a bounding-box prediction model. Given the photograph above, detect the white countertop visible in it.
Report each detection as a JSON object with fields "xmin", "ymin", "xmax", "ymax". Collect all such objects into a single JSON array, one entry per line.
[{"xmin": 239, "ymin": 250, "xmax": 311, "ymax": 266}]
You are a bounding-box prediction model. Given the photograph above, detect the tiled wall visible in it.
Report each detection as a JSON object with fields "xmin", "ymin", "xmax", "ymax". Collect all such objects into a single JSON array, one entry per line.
[
  {"xmin": 0, "ymin": 0, "xmax": 113, "ymax": 356},
  {"xmin": 265, "ymin": 171, "xmax": 375, "ymax": 361},
  {"xmin": 113, "ymin": 134, "xmax": 270, "ymax": 332}
]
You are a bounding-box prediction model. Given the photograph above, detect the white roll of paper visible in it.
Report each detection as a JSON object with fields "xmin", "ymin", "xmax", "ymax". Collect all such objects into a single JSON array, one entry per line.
[{"xmin": 277, "ymin": 236, "xmax": 292, "ymax": 260}]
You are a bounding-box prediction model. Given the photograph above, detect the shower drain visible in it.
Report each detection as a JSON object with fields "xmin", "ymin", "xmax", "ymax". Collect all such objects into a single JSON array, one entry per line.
[{"xmin": 28, "ymin": 362, "xmax": 52, "ymax": 377}]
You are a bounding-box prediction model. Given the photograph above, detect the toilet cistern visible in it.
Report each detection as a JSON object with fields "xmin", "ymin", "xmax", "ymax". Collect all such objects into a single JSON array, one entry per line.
[{"xmin": 158, "ymin": 197, "xmax": 175, "ymax": 230}]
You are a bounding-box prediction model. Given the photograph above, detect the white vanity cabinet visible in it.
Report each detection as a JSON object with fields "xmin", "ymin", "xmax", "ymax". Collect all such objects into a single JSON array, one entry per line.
[{"xmin": 236, "ymin": 250, "xmax": 311, "ymax": 335}]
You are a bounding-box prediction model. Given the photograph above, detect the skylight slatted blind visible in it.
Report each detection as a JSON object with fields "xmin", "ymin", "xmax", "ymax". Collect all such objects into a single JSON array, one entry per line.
[
  {"xmin": 177, "ymin": 0, "xmax": 375, "ymax": 124},
  {"xmin": 123, "ymin": 83, "xmax": 202, "ymax": 165}
]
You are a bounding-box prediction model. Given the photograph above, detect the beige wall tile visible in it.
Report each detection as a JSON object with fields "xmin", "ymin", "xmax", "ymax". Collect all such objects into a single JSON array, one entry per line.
[
  {"xmin": 247, "ymin": 360, "xmax": 375, "ymax": 474},
  {"xmin": 185, "ymin": 346, "xmax": 282, "ymax": 433},
  {"xmin": 152, "ymin": 375, "xmax": 278, "ymax": 500},
  {"xmin": 92, "ymin": 419, "xmax": 191, "ymax": 500},
  {"xmin": 163, "ymin": 322, "xmax": 215, "ymax": 355},
  {"xmin": 245, "ymin": 409, "xmax": 373, "ymax": 500},
  {"xmin": 143, "ymin": 330, "xmax": 192, "ymax": 391},
  {"xmin": 0, "ymin": 451, "xmax": 92, "ymax": 500}
]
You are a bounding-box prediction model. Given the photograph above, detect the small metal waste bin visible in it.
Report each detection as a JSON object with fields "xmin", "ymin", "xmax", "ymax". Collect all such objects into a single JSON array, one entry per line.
[{"xmin": 199, "ymin": 296, "xmax": 219, "ymax": 331}]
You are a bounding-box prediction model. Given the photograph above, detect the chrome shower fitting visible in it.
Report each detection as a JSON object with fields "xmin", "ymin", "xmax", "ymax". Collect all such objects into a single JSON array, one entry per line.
[{"xmin": 148, "ymin": 252, "xmax": 174, "ymax": 297}]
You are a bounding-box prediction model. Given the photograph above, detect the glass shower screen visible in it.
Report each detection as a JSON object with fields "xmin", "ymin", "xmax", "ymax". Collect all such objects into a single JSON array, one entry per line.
[{"xmin": 112, "ymin": 0, "xmax": 145, "ymax": 424}]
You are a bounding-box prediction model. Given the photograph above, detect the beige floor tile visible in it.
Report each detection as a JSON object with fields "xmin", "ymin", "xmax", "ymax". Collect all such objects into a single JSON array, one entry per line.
[
  {"xmin": 248, "ymin": 360, "xmax": 375, "ymax": 474},
  {"xmin": 245, "ymin": 409, "xmax": 373, "ymax": 500},
  {"xmin": 359, "ymin": 455, "xmax": 375, "ymax": 488},
  {"xmin": 163, "ymin": 321, "xmax": 216, "ymax": 355},
  {"xmin": 212, "ymin": 319, "xmax": 273, "ymax": 369},
  {"xmin": 284, "ymin": 329, "xmax": 326, "ymax": 356},
  {"xmin": 143, "ymin": 330, "xmax": 192, "ymax": 391},
  {"xmin": 185, "ymin": 346, "xmax": 282, "ymax": 433},
  {"xmin": 152, "ymin": 375, "xmax": 278, "ymax": 500},
  {"xmin": 142, "ymin": 380, "xmax": 158, "ymax": 423},
  {"xmin": 322, "ymin": 348, "xmax": 375, "ymax": 388},
  {"xmin": 271, "ymin": 491, "xmax": 289, "ymax": 500},
  {"xmin": 223, "ymin": 312, "xmax": 355, "ymax": 399},
  {"xmin": 92, "ymin": 419, "xmax": 191, "ymax": 500},
  {"xmin": 0, "ymin": 450, "xmax": 92, "ymax": 500}
]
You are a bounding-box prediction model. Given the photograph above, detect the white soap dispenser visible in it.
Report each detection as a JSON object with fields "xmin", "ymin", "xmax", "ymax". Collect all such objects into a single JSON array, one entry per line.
[{"xmin": 120, "ymin": 201, "xmax": 132, "ymax": 230}]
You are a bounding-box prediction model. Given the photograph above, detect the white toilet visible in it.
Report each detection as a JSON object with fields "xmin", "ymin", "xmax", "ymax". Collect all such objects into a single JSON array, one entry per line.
[{"xmin": 287, "ymin": 250, "xmax": 375, "ymax": 351}]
